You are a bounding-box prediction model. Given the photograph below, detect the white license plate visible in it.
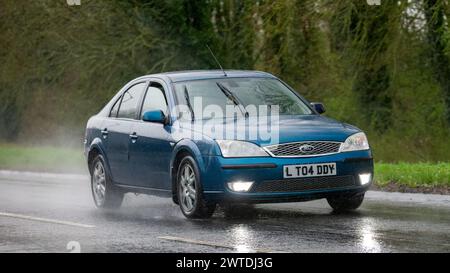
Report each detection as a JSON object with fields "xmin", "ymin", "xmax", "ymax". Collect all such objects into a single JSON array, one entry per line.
[{"xmin": 283, "ymin": 163, "xmax": 337, "ymax": 179}]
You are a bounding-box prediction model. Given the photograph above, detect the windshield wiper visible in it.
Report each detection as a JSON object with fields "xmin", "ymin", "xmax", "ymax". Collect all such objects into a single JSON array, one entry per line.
[
  {"xmin": 216, "ymin": 82, "xmax": 249, "ymax": 118},
  {"xmin": 184, "ymin": 86, "xmax": 195, "ymax": 121}
]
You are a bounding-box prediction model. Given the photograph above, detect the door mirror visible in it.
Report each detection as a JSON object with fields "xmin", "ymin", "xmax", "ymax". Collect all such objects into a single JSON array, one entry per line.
[
  {"xmin": 142, "ymin": 110, "xmax": 167, "ymax": 124},
  {"xmin": 311, "ymin": 102, "xmax": 326, "ymax": 114}
]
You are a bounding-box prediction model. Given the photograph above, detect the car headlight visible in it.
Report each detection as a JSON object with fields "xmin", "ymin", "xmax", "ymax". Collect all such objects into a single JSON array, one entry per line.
[
  {"xmin": 216, "ymin": 140, "xmax": 269, "ymax": 158},
  {"xmin": 340, "ymin": 132, "xmax": 370, "ymax": 152}
]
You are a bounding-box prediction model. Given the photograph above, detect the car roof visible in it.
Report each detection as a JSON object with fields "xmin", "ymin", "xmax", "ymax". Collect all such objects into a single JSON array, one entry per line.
[{"xmin": 136, "ymin": 70, "xmax": 277, "ymax": 83}]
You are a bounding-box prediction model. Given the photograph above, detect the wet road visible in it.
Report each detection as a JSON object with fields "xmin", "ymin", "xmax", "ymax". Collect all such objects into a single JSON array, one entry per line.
[{"xmin": 0, "ymin": 170, "xmax": 449, "ymax": 253}]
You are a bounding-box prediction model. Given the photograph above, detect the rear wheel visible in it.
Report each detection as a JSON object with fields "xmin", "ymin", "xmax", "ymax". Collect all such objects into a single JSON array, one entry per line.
[
  {"xmin": 327, "ymin": 193, "xmax": 365, "ymax": 212},
  {"xmin": 177, "ymin": 156, "xmax": 216, "ymax": 219},
  {"xmin": 90, "ymin": 155, "xmax": 124, "ymax": 209}
]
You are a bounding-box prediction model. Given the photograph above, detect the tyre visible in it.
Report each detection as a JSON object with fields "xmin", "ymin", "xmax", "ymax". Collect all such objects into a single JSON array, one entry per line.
[
  {"xmin": 90, "ymin": 154, "xmax": 124, "ymax": 209},
  {"xmin": 177, "ymin": 156, "xmax": 216, "ymax": 219},
  {"xmin": 327, "ymin": 193, "xmax": 365, "ymax": 212}
]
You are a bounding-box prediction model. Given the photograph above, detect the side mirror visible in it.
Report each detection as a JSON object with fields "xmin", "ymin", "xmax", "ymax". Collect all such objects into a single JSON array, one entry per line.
[
  {"xmin": 311, "ymin": 102, "xmax": 326, "ymax": 114},
  {"xmin": 142, "ymin": 110, "xmax": 167, "ymax": 124}
]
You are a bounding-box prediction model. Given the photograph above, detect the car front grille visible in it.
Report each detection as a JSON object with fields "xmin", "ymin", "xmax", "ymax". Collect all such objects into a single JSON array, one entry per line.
[
  {"xmin": 264, "ymin": 141, "xmax": 342, "ymax": 157},
  {"xmin": 251, "ymin": 175, "xmax": 356, "ymax": 193}
]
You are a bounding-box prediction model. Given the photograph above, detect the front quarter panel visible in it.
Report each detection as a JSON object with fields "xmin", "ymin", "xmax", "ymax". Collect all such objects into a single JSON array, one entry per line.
[{"xmin": 171, "ymin": 139, "xmax": 208, "ymax": 174}]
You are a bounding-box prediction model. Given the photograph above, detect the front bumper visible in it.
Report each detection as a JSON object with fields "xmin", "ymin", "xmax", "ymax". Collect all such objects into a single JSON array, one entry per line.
[{"xmin": 199, "ymin": 150, "xmax": 374, "ymax": 203}]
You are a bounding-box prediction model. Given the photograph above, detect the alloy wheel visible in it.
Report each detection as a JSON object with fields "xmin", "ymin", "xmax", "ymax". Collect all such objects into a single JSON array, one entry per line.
[
  {"xmin": 92, "ymin": 161, "xmax": 106, "ymax": 206},
  {"xmin": 179, "ymin": 163, "xmax": 197, "ymax": 213}
]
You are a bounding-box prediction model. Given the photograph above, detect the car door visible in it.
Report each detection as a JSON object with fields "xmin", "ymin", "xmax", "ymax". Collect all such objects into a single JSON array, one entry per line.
[
  {"xmin": 103, "ymin": 81, "xmax": 147, "ymax": 186},
  {"xmin": 129, "ymin": 80, "xmax": 173, "ymax": 189}
]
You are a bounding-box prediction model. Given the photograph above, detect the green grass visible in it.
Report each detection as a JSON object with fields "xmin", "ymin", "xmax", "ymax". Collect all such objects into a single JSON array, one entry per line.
[
  {"xmin": 375, "ymin": 162, "xmax": 450, "ymax": 188},
  {"xmin": 0, "ymin": 144, "xmax": 449, "ymax": 189},
  {"xmin": 0, "ymin": 143, "xmax": 86, "ymax": 173}
]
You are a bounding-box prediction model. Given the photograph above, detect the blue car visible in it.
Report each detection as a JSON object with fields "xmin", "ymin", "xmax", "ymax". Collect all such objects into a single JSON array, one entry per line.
[{"xmin": 84, "ymin": 70, "xmax": 373, "ymax": 219}]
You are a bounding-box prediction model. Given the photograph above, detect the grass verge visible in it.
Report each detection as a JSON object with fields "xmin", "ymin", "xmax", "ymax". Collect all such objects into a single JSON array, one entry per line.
[
  {"xmin": 373, "ymin": 163, "xmax": 450, "ymax": 194},
  {"xmin": 0, "ymin": 143, "xmax": 86, "ymax": 173}
]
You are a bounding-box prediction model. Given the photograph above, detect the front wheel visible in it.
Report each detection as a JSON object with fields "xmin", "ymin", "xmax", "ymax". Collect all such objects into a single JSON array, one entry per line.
[
  {"xmin": 90, "ymin": 155, "xmax": 124, "ymax": 209},
  {"xmin": 177, "ymin": 156, "xmax": 216, "ymax": 219},
  {"xmin": 327, "ymin": 193, "xmax": 365, "ymax": 212}
]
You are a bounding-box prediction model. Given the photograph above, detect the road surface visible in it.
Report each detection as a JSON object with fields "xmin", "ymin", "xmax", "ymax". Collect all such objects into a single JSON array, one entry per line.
[{"xmin": 0, "ymin": 170, "xmax": 449, "ymax": 253}]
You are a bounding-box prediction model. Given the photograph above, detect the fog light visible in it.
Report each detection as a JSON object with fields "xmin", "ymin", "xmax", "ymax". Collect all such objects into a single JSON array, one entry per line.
[
  {"xmin": 227, "ymin": 181, "xmax": 254, "ymax": 192},
  {"xmin": 359, "ymin": 173, "xmax": 372, "ymax": 185}
]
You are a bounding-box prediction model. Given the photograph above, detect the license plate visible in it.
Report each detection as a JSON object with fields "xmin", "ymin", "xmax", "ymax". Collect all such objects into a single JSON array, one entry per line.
[{"xmin": 283, "ymin": 163, "xmax": 337, "ymax": 179}]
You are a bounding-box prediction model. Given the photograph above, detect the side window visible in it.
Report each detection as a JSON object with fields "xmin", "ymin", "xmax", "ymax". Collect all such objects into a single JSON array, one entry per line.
[
  {"xmin": 109, "ymin": 95, "xmax": 122, "ymax": 118},
  {"xmin": 141, "ymin": 82, "xmax": 168, "ymax": 118},
  {"xmin": 117, "ymin": 82, "xmax": 146, "ymax": 119}
]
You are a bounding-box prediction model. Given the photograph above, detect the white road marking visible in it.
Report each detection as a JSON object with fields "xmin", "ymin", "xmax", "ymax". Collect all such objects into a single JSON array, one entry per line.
[
  {"xmin": 158, "ymin": 236, "xmax": 276, "ymax": 253},
  {"xmin": 0, "ymin": 212, "xmax": 95, "ymax": 228}
]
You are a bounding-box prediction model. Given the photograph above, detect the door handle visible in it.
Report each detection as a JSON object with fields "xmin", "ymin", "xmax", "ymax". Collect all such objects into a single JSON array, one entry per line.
[
  {"xmin": 101, "ymin": 128, "xmax": 108, "ymax": 139},
  {"xmin": 129, "ymin": 132, "xmax": 138, "ymax": 143}
]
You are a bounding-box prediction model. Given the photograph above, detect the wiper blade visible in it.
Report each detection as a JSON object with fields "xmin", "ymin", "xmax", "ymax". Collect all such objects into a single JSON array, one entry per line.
[
  {"xmin": 184, "ymin": 85, "xmax": 195, "ymax": 121},
  {"xmin": 216, "ymin": 82, "xmax": 249, "ymax": 118},
  {"xmin": 216, "ymin": 82, "xmax": 238, "ymax": 105}
]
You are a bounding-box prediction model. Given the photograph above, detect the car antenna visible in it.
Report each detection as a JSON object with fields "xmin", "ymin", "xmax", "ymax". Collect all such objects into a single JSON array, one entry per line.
[{"xmin": 206, "ymin": 44, "xmax": 227, "ymax": 77}]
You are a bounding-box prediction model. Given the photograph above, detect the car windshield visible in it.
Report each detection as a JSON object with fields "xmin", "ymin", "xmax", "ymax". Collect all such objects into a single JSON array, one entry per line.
[{"xmin": 173, "ymin": 78, "xmax": 313, "ymax": 120}]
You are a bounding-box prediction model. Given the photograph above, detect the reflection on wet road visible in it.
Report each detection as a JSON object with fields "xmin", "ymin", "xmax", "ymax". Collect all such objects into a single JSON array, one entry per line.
[{"xmin": 0, "ymin": 171, "xmax": 449, "ymax": 253}]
